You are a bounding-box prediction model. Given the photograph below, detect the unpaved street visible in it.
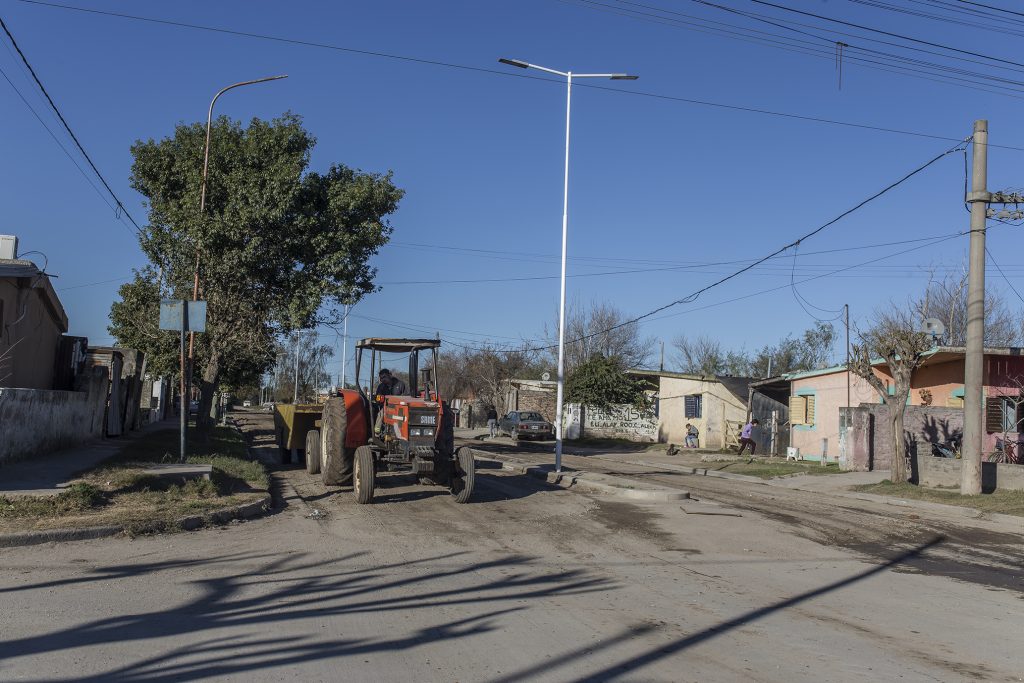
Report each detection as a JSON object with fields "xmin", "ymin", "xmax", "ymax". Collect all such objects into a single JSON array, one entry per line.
[{"xmin": 0, "ymin": 413, "xmax": 1020, "ymax": 682}]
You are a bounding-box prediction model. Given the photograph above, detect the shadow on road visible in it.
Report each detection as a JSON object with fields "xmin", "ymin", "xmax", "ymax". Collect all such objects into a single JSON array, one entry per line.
[
  {"xmin": 491, "ymin": 536, "xmax": 947, "ymax": 682},
  {"xmin": 0, "ymin": 550, "xmax": 613, "ymax": 682}
]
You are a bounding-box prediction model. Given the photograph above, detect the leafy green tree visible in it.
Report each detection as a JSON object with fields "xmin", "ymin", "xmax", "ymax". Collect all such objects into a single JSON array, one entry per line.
[
  {"xmin": 566, "ymin": 355, "xmax": 649, "ymax": 410},
  {"xmin": 113, "ymin": 113, "xmax": 403, "ymax": 424}
]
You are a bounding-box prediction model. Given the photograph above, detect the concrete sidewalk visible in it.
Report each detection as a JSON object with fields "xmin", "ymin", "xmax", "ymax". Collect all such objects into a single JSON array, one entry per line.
[{"xmin": 0, "ymin": 418, "xmax": 176, "ymax": 497}]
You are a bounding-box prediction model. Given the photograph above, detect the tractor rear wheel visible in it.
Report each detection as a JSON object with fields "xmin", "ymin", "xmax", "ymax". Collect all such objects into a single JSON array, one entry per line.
[
  {"xmin": 305, "ymin": 429, "xmax": 321, "ymax": 474},
  {"xmin": 321, "ymin": 398, "xmax": 353, "ymax": 486},
  {"xmin": 450, "ymin": 446, "xmax": 475, "ymax": 504},
  {"xmin": 353, "ymin": 445, "xmax": 375, "ymax": 504}
]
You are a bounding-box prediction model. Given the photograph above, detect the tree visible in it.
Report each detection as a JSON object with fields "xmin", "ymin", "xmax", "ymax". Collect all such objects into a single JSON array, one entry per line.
[
  {"xmin": 565, "ymin": 355, "xmax": 649, "ymax": 410},
  {"xmin": 270, "ymin": 332, "xmax": 334, "ymax": 403},
  {"xmin": 915, "ymin": 268, "xmax": 1022, "ymax": 346},
  {"xmin": 849, "ymin": 308, "xmax": 933, "ymax": 482},
  {"xmin": 672, "ymin": 335, "xmax": 725, "ymax": 375},
  {"xmin": 116, "ymin": 113, "xmax": 403, "ymax": 425},
  {"xmin": 547, "ymin": 300, "xmax": 655, "ymax": 376},
  {"xmin": 462, "ymin": 345, "xmax": 542, "ymax": 415},
  {"xmin": 673, "ymin": 323, "xmax": 836, "ymax": 378}
]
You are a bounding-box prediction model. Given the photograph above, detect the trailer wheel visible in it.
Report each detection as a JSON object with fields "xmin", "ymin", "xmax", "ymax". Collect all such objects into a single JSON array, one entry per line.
[
  {"xmin": 321, "ymin": 398, "xmax": 353, "ymax": 486},
  {"xmin": 450, "ymin": 446, "xmax": 475, "ymax": 504},
  {"xmin": 353, "ymin": 446, "xmax": 375, "ymax": 504},
  {"xmin": 305, "ymin": 429, "xmax": 321, "ymax": 474}
]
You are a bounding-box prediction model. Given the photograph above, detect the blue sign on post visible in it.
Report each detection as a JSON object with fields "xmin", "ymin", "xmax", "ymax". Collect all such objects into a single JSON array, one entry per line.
[{"xmin": 159, "ymin": 300, "xmax": 207, "ymax": 333}]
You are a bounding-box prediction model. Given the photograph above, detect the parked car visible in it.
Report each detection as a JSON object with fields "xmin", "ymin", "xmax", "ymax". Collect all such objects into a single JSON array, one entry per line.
[
  {"xmin": 189, "ymin": 400, "xmax": 200, "ymax": 415},
  {"xmin": 242, "ymin": 400, "xmax": 253, "ymax": 408},
  {"xmin": 499, "ymin": 411, "xmax": 554, "ymax": 441}
]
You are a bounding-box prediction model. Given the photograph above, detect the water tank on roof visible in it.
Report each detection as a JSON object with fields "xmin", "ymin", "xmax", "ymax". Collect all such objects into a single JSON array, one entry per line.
[{"xmin": 0, "ymin": 235, "xmax": 17, "ymax": 260}]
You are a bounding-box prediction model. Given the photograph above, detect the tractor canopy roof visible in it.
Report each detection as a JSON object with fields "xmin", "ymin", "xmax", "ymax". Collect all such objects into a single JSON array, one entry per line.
[{"xmin": 356, "ymin": 337, "xmax": 441, "ymax": 352}]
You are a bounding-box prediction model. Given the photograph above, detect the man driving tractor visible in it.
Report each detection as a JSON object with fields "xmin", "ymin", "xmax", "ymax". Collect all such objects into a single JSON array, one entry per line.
[{"xmin": 374, "ymin": 369, "xmax": 408, "ymax": 434}]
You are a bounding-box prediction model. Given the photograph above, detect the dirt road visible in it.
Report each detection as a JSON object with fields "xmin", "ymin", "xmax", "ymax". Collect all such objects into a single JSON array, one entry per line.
[{"xmin": 0, "ymin": 411, "xmax": 1019, "ymax": 682}]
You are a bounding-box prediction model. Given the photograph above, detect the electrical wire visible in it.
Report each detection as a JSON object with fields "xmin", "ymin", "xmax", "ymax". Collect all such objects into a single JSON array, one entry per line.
[
  {"xmin": 445, "ymin": 140, "xmax": 969, "ymax": 352},
  {"xmin": 987, "ymin": 246, "xmax": 1024, "ymax": 305},
  {"xmin": 748, "ymin": 0, "xmax": 1024, "ymax": 69},
  {"xmin": 566, "ymin": 0, "xmax": 1024, "ymax": 98},
  {"xmin": 847, "ymin": 0, "xmax": 1024, "ymax": 36},
  {"xmin": 0, "ymin": 14, "xmax": 143, "ymax": 233},
  {"xmin": 950, "ymin": 0, "xmax": 1024, "ymax": 20},
  {"xmin": 15, "ymin": 0, "xmax": 1024, "ymax": 151},
  {"xmin": 0, "ymin": 63, "xmax": 139, "ymax": 236}
]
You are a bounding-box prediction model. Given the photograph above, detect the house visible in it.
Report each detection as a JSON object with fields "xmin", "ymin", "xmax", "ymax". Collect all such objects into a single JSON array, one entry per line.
[
  {"xmin": 0, "ymin": 247, "xmax": 68, "ymax": 390},
  {"xmin": 630, "ymin": 370, "xmax": 753, "ymax": 449},
  {"xmin": 504, "ymin": 378, "xmax": 557, "ymax": 422},
  {"xmin": 781, "ymin": 346, "xmax": 1024, "ymax": 468}
]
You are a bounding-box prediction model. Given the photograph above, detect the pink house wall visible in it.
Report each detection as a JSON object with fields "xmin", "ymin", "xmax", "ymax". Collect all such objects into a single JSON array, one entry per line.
[
  {"xmin": 791, "ymin": 353, "xmax": 1024, "ymax": 461},
  {"xmin": 789, "ymin": 371, "xmax": 877, "ymax": 460}
]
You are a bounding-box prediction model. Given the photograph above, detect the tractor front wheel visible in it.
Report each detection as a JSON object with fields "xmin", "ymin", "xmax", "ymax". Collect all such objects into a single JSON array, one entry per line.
[
  {"xmin": 353, "ymin": 446, "xmax": 376, "ymax": 504},
  {"xmin": 450, "ymin": 446, "xmax": 475, "ymax": 504},
  {"xmin": 305, "ymin": 429, "xmax": 321, "ymax": 474}
]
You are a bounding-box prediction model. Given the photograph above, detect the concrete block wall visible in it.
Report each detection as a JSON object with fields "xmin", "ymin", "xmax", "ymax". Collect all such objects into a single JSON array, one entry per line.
[
  {"xmin": 840, "ymin": 404, "xmax": 964, "ymax": 472},
  {"xmin": 0, "ymin": 366, "xmax": 108, "ymax": 466},
  {"xmin": 919, "ymin": 456, "xmax": 1024, "ymax": 492}
]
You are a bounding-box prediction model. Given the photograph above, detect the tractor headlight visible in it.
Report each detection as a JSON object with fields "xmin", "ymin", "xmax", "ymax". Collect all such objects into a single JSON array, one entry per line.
[{"xmin": 410, "ymin": 428, "xmax": 422, "ymax": 436}]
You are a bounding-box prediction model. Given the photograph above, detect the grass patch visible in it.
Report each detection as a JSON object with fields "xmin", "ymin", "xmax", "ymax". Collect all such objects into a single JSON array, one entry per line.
[
  {"xmin": 0, "ymin": 427, "xmax": 268, "ymax": 534},
  {"xmin": 851, "ymin": 480, "xmax": 1024, "ymax": 516},
  {"xmin": 705, "ymin": 459, "xmax": 844, "ymax": 479}
]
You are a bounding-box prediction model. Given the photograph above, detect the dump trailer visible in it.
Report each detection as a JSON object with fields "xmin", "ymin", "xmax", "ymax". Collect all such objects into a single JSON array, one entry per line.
[
  {"xmin": 305, "ymin": 337, "xmax": 475, "ymax": 504},
  {"xmin": 273, "ymin": 403, "xmax": 323, "ymax": 464}
]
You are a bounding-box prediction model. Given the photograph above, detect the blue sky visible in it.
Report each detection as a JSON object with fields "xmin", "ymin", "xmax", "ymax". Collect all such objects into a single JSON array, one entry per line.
[{"xmin": 2, "ymin": 0, "xmax": 1023, "ymax": 382}]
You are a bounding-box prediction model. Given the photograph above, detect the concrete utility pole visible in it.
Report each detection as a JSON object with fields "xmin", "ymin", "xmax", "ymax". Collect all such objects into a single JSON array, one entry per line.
[
  {"xmin": 962, "ymin": 120, "xmax": 988, "ymax": 495},
  {"xmin": 845, "ymin": 304, "xmax": 851, "ymax": 411}
]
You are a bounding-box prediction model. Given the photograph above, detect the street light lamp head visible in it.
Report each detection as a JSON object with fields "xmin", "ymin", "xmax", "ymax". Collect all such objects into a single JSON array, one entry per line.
[
  {"xmin": 610, "ymin": 74, "xmax": 639, "ymax": 80},
  {"xmin": 499, "ymin": 58, "xmax": 530, "ymax": 68}
]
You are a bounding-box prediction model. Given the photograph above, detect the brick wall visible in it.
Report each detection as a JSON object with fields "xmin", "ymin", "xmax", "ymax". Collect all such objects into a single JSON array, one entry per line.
[{"xmin": 513, "ymin": 388, "xmax": 557, "ymax": 423}]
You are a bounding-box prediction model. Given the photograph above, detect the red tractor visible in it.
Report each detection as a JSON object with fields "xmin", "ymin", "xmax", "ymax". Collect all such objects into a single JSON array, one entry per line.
[{"xmin": 304, "ymin": 338, "xmax": 475, "ymax": 504}]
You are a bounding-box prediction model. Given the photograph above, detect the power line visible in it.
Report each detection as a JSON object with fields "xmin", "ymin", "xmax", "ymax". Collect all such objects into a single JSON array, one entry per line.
[
  {"xmin": 748, "ymin": 0, "xmax": 1024, "ymax": 69},
  {"xmin": 0, "ymin": 63, "xmax": 139, "ymax": 236},
  {"xmin": 986, "ymin": 246, "xmax": 1024, "ymax": 305},
  {"xmin": 0, "ymin": 13, "xmax": 143, "ymax": 233},
  {"xmin": 951, "ymin": 0, "xmax": 1024, "ymax": 20},
  {"xmin": 451, "ymin": 140, "xmax": 969, "ymax": 352},
  {"xmin": 15, "ymin": 0, "xmax": 1024, "ymax": 151},
  {"xmin": 565, "ymin": 0, "xmax": 1024, "ymax": 98}
]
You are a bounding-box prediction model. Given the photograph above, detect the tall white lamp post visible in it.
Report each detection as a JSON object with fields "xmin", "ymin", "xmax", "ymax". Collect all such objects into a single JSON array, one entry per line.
[{"xmin": 498, "ymin": 58, "xmax": 637, "ymax": 473}]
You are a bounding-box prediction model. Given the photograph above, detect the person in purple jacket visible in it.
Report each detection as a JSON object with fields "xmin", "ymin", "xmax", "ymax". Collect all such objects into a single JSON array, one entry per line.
[{"xmin": 737, "ymin": 418, "xmax": 759, "ymax": 456}]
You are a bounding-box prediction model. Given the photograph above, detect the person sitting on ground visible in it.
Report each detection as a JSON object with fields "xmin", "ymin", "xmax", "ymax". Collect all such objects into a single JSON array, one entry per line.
[
  {"xmin": 737, "ymin": 418, "xmax": 759, "ymax": 456},
  {"xmin": 685, "ymin": 423, "xmax": 699, "ymax": 448}
]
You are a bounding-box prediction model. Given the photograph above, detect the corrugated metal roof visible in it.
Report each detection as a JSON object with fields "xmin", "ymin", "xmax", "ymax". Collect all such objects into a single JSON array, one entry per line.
[{"xmin": 0, "ymin": 259, "xmax": 43, "ymax": 278}]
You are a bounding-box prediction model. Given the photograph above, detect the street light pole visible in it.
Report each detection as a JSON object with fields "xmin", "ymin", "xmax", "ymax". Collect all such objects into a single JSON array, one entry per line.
[
  {"xmin": 186, "ymin": 75, "xmax": 287, "ymax": 417},
  {"xmin": 499, "ymin": 58, "xmax": 637, "ymax": 473}
]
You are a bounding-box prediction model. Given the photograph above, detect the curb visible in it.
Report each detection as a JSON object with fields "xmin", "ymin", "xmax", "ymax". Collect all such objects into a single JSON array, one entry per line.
[
  {"xmin": 471, "ymin": 450, "xmax": 689, "ymax": 501},
  {"xmin": 587, "ymin": 455, "xmax": 1024, "ymax": 525},
  {"xmin": 0, "ymin": 494, "xmax": 272, "ymax": 548}
]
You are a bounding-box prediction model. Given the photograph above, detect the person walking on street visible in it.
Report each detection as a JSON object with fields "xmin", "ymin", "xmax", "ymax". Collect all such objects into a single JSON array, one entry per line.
[
  {"xmin": 737, "ymin": 418, "xmax": 759, "ymax": 456},
  {"xmin": 486, "ymin": 406, "xmax": 499, "ymax": 438}
]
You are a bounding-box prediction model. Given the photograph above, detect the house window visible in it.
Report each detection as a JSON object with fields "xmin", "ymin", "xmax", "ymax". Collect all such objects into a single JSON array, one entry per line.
[
  {"xmin": 790, "ymin": 394, "xmax": 816, "ymax": 426},
  {"xmin": 986, "ymin": 395, "xmax": 1023, "ymax": 434},
  {"xmin": 684, "ymin": 394, "xmax": 702, "ymax": 418}
]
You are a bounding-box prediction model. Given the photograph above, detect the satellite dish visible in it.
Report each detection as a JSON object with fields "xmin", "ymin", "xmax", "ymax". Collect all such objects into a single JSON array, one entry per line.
[
  {"xmin": 541, "ymin": 372, "xmax": 551, "ymax": 381},
  {"xmin": 921, "ymin": 318, "xmax": 946, "ymax": 339}
]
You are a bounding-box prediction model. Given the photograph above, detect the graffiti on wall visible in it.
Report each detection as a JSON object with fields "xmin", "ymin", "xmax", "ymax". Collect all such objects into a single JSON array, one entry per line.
[{"xmin": 584, "ymin": 404, "xmax": 658, "ymax": 442}]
